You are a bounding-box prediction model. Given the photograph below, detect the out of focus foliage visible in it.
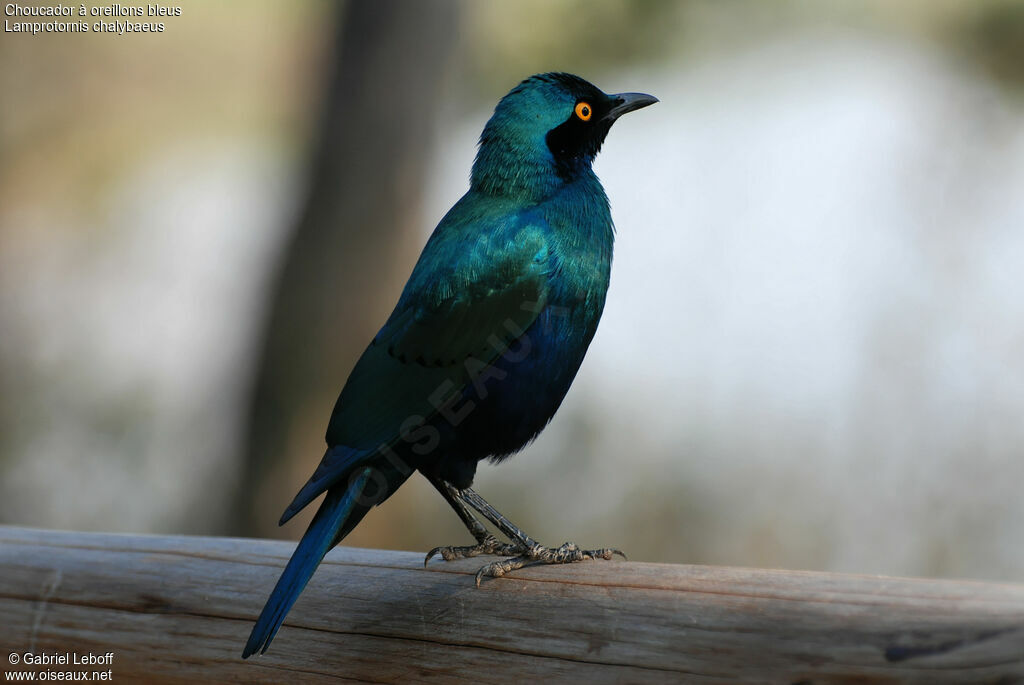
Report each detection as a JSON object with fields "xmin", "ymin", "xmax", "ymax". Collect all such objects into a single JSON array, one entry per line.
[{"xmin": 3, "ymin": 0, "xmax": 1024, "ymax": 580}]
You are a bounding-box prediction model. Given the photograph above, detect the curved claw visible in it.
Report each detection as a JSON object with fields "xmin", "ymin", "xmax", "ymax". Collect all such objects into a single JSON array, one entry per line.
[
  {"xmin": 423, "ymin": 537, "xmax": 529, "ymax": 569},
  {"xmin": 579, "ymin": 546, "xmax": 626, "ymax": 561},
  {"xmin": 424, "ymin": 547, "xmax": 444, "ymax": 567},
  {"xmin": 474, "ymin": 557, "xmax": 520, "ymax": 587},
  {"xmin": 458, "ymin": 541, "xmax": 625, "ymax": 586}
]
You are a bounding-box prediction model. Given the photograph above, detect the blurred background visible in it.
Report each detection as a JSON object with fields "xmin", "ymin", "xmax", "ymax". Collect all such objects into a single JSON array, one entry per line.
[{"xmin": 2, "ymin": 0, "xmax": 1023, "ymax": 582}]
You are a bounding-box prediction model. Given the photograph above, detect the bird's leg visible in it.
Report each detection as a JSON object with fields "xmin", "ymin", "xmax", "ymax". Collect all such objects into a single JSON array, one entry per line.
[
  {"xmin": 457, "ymin": 487, "xmax": 625, "ymax": 586},
  {"xmin": 456, "ymin": 487, "xmax": 540, "ymax": 549},
  {"xmin": 423, "ymin": 477, "xmax": 524, "ymax": 566}
]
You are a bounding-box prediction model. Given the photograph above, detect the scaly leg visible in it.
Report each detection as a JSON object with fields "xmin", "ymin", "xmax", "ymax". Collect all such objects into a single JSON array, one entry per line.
[
  {"xmin": 423, "ymin": 476, "xmax": 524, "ymax": 566},
  {"xmin": 430, "ymin": 483, "xmax": 625, "ymax": 586}
]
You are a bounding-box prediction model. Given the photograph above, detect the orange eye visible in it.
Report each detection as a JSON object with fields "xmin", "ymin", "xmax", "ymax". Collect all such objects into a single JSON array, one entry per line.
[{"xmin": 574, "ymin": 101, "xmax": 592, "ymax": 121}]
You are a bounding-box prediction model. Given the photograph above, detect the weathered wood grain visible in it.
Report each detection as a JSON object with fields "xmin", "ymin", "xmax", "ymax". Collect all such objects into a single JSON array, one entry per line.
[{"xmin": 0, "ymin": 526, "xmax": 1021, "ymax": 683}]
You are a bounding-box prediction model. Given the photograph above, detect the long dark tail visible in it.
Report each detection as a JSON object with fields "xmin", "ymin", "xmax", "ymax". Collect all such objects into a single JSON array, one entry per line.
[{"xmin": 242, "ymin": 467, "xmax": 376, "ymax": 658}]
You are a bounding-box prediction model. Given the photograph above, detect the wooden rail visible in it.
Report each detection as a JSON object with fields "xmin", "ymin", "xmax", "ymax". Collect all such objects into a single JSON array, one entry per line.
[{"xmin": 0, "ymin": 526, "xmax": 1022, "ymax": 683}]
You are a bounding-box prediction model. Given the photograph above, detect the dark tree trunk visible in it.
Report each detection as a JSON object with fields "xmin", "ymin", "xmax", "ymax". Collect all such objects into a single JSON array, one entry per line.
[{"xmin": 233, "ymin": 0, "xmax": 459, "ymax": 537}]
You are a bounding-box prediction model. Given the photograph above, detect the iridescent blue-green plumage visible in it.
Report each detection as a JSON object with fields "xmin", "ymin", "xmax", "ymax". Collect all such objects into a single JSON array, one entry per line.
[{"xmin": 243, "ymin": 73, "xmax": 656, "ymax": 658}]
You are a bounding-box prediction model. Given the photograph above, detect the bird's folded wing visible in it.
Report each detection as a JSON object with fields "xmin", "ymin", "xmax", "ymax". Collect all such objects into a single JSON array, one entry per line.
[{"xmin": 281, "ymin": 219, "xmax": 550, "ymax": 520}]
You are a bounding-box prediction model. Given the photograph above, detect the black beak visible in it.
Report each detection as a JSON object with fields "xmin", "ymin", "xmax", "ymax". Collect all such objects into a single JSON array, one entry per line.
[{"xmin": 604, "ymin": 92, "xmax": 659, "ymax": 122}]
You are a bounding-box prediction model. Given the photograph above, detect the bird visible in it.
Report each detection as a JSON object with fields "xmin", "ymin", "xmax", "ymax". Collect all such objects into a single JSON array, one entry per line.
[{"xmin": 242, "ymin": 72, "xmax": 657, "ymax": 658}]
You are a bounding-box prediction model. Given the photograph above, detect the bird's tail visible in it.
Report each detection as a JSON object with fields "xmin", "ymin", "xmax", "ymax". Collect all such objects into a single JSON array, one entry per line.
[{"xmin": 241, "ymin": 466, "xmax": 383, "ymax": 658}]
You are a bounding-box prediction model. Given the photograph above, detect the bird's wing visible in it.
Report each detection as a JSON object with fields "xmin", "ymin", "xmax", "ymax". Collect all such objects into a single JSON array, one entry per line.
[
  {"xmin": 280, "ymin": 214, "xmax": 551, "ymax": 522},
  {"xmin": 376, "ymin": 228, "xmax": 550, "ymax": 366}
]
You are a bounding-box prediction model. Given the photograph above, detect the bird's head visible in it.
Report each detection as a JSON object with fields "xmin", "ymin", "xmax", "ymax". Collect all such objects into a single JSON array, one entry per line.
[{"xmin": 471, "ymin": 73, "xmax": 657, "ymax": 197}]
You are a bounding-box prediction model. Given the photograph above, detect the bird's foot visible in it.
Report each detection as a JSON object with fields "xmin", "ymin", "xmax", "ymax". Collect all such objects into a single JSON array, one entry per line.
[
  {"xmin": 423, "ymin": 534, "xmax": 525, "ymax": 567},
  {"xmin": 473, "ymin": 541, "xmax": 626, "ymax": 587}
]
